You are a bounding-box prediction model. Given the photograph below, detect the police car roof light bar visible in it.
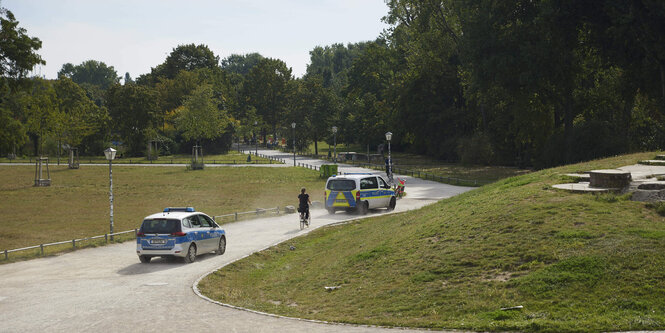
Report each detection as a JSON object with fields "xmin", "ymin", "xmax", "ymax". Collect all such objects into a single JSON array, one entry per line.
[
  {"xmin": 163, "ymin": 207, "xmax": 195, "ymax": 213},
  {"xmin": 344, "ymin": 172, "xmax": 374, "ymax": 175}
]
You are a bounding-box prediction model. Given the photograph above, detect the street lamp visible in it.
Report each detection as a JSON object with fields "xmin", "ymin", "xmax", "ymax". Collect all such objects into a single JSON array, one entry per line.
[
  {"xmin": 104, "ymin": 147, "xmax": 117, "ymax": 240},
  {"xmin": 332, "ymin": 126, "xmax": 338, "ymax": 164},
  {"xmin": 385, "ymin": 132, "xmax": 392, "ymax": 183},
  {"xmin": 291, "ymin": 122, "xmax": 296, "ymax": 166},
  {"xmin": 254, "ymin": 121, "xmax": 258, "ymax": 156}
]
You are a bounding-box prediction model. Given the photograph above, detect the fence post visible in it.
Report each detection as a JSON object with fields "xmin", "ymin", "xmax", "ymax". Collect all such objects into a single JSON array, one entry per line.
[
  {"xmin": 40, "ymin": 244, "xmax": 44, "ymax": 255},
  {"xmin": 72, "ymin": 239, "xmax": 76, "ymax": 248},
  {"xmin": 105, "ymin": 234, "xmax": 108, "ymax": 243},
  {"xmin": 277, "ymin": 206, "xmax": 280, "ymax": 214},
  {"xmin": 235, "ymin": 212, "xmax": 238, "ymax": 221},
  {"xmin": 4, "ymin": 250, "xmax": 7, "ymax": 260}
]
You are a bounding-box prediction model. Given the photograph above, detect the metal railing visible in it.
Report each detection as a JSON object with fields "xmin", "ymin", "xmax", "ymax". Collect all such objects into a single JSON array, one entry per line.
[
  {"xmin": 3, "ymin": 229, "xmax": 137, "ymax": 260},
  {"xmin": 2, "ymin": 207, "xmax": 287, "ymax": 261},
  {"xmin": 214, "ymin": 207, "xmax": 281, "ymax": 223}
]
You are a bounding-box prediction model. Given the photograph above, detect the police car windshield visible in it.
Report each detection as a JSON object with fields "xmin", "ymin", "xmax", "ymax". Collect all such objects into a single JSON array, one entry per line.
[
  {"xmin": 141, "ymin": 219, "xmax": 180, "ymax": 234},
  {"xmin": 327, "ymin": 179, "xmax": 356, "ymax": 191}
]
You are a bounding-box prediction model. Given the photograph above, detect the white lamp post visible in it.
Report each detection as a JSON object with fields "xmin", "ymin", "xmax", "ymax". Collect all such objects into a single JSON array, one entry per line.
[
  {"xmin": 332, "ymin": 126, "xmax": 338, "ymax": 164},
  {"xmin": 385, "ymin": 132, "xmax": 392, "ymax": 182},
  {"xmin": 291, "ymin": 122, "xmax": 296, "ymax": 166},
  {"xmin": 104, "ymin": 147, "xmax": 117, "ymax": 240},
  {"xmin": 254, "ymin": 121, "xmax": 258, "ymax": 156}
]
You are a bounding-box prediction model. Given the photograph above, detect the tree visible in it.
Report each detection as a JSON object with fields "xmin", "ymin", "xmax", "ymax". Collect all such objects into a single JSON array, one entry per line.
[
  {"xmin": 106, "ymin": 83, "xmax": 159, "ymax": 156},
  {"xmin": 221, "ymin": 53, "xmax": 264, "ymax": 76},
  {"xmin": 21, "ymin": 78, "xmax": 58, "ymax": 155},
  {"xmin": 175, "ymin": 84, "xmax": 229, "ymax": 144},
  {"xmin": 243, "ymin": 58, "xmax": 293, "ymax": 143},
  {"xmin": 53, "ymin": 77, "xmax": 108, "ymax": 150},
  {"xmin": 291, "ymin": 76, "xmax": 339, "ymax": 155},
  {"xmin": 0, "ymin": 6, "xmax": 44, "ymax": 80},
  {"xmin": 57, "ymin": 60, "xmax": 119, "ymax": 90},
  {"xmin": 152, "ymin": 44, "xmax": 220, "ymax": 80}
]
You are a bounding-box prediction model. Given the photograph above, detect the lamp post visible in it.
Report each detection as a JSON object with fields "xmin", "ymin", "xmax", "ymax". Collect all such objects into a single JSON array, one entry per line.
[
  {"xmin": 254, "ymin": 121, "xmax": 258, "ymax": 156},
  {"xmin": 104, "ymin": 147, "xmax": 117, "ymax": 240},
  {"xmin": 332, "ymin": 126, "xmax": 338, "ymax": 164},
  {"xmin": 291, "ymin": 122, "xmax": 296, "ymax": 166},
  {"xmin": 385, "ymin": 132, "xmax": 392, "ymax": 183}
]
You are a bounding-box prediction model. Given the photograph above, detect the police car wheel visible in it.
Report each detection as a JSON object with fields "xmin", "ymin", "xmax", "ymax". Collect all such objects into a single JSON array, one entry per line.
[
  {"xmin": 327, "ymin": 208, "xmax": 335, "ymax": 215},
  {"xmin": 139, "ymin": 255, "xmax": 151, "ymax": 263},
  {"xmin": 388, "ymin": 197, "xmax": 396, "ymax": 211},
  {"xmin": 184, "ymin": 244, "xmax": 197, "ymax": 263},
  {"xmin": 216, "ymin": 237, "xmax": 226, "ymax": 255}
]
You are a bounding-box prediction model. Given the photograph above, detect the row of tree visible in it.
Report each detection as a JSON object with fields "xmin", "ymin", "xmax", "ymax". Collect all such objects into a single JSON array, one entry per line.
[{"xmin": 1, "ymin": 1, "xmax": 665, "ymax": 168}]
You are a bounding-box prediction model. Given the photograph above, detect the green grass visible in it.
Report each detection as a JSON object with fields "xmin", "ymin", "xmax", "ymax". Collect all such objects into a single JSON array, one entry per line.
[
  {"xmin": 0, "ymin": 151, "xmax": 278, "ymax": 164},
  {"xmin": 198, "ymin": 151, "xmax": 665, "ymax": 332},
  {"xmin": 0, "ymin": 165, "xmax": 323, "ymax": 260}
]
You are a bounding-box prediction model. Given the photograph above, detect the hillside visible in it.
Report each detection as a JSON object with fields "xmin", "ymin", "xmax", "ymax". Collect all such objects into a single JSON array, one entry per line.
[{"xmin": 198, "ymin": 152, "xmax": 665, "ymax": 332}]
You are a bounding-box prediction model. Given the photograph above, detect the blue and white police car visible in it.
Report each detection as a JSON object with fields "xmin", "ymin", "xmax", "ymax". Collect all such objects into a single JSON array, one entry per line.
[{"xmin": 136, "ymin": 207, "xmax": 226, "ymax": 263}]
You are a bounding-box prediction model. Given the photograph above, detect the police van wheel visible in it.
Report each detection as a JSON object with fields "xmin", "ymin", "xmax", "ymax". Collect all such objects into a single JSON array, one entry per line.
[
  {"xmin": 139, "ymin": 255, "xmax": 151, "ymax": 263},
  {"xmin": 387, "ymin": 197, "xmax": 396, "ymax": 211},
  {"xmin": 358, "ymin": 201, "xmax": 369, "ymax": 215},
  {"xmin": 327, "ymin": 208, "xmax": 335, "ymax": 215},
  {"xmin": 216, "ymin": 236, "xmax": 226, "ymax": 255},
  {"xmin": 184, "ymin": 244, "xmax": 197, "ymax": 263}
]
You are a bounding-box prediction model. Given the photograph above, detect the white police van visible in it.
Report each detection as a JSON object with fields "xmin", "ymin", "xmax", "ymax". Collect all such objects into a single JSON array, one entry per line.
[
  {"xmin": 136, "ymin": 207, "xmax": 226, "ymax": 263},
  {"xmin": 324, "ymin": 173, "xmax": 396, "ymax": 215}
]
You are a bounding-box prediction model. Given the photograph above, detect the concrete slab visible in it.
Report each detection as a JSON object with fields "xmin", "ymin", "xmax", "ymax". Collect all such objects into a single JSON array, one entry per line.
[{"xmin": 552, "ymin": 182, "xmax": 612, "ymax": 193}]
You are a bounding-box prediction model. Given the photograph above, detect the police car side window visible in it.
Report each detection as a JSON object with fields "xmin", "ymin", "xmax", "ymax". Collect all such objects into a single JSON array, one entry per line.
[
  {"xmin": 201, "ymin": 215, "xmax": 217, "ymax": 228},
  {"xmin": 378, "ymin": 177, "xmax": 389, "ymax": 189},
  {"xmin": 198, "ymin": 215, "xmax": 212, "ymax": 228},
  {"xmin": 361, "ymin": 177, "xmax": 378, "ymax": 189},
  {"xmin": 189, "ymin": 216, "xmax": 201, "ymax": 228},
  {"xmin": 182, "ymin": 219, "xmax": 192, "ymax": 228}
]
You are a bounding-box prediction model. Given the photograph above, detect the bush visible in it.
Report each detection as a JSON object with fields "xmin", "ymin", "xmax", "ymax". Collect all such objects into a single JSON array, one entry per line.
[{"xmin": 457, "ymin": 132, "xmax": 494, "ymax": 165}]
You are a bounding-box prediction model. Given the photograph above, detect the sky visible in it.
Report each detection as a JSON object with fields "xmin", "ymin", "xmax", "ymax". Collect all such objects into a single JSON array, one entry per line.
[{"xmin": 3, "ymin": 0, "xmax": 390, "ymax": 80}]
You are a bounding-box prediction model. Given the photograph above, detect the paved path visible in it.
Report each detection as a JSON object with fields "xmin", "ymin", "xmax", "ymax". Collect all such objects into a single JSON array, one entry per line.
[{"xmin": 0, "ymin": 148, "xmax": 474, "ymax": 332}]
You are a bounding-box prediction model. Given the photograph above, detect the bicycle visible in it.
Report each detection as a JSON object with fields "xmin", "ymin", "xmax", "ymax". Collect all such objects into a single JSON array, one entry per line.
[{"xmin": 299, "ymin": 211, "xmax": 311, "ymax": 230}]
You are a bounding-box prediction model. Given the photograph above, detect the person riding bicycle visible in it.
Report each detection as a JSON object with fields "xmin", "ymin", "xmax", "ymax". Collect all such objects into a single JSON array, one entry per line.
[{"xmin": 298, "ymin": 187, "xmax": 311, "ymax": 220}]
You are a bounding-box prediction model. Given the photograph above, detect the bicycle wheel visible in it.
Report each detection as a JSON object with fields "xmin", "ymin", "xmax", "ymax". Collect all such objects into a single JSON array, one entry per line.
[
  {"xmin": 307, "ymin": 214, "xmax": 311, "ymax": 227},
  {"xmin": 300, "ymin": 214, "xmax": 305, "ymax": 230}
]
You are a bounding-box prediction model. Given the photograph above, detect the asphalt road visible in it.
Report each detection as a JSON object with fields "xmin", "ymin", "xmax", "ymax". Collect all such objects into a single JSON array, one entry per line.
[{"xmin": 0, "ymin": 149, "xmax": 474, "ymax": 332}]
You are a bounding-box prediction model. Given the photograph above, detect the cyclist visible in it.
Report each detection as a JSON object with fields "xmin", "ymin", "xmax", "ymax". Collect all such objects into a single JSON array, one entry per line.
[{"xmin": 298, "ymin": 187, "xmax": 311, "ymax": 220}]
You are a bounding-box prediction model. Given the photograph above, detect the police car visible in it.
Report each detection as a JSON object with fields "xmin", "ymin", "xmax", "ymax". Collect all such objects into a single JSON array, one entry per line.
[
  {"xmin": 324, "ymin": 173, "xmax": 396, "ymax": 215},
  {"xmin": 136, "ymin": 207, "xmax": 226, "ymax": 263}
]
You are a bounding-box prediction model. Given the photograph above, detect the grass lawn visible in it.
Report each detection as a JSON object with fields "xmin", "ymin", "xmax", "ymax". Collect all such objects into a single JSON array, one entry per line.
[
  {"xmin": 0, "ymin": 150, "xmax": 278, "ymax": 164},
  {"xmin": 198, "ymin": 151, "xmax": 665, "ymax": 332},
  {"xmin": 0, "ymin": 165, "xmax": 323, "ymax": 260}
]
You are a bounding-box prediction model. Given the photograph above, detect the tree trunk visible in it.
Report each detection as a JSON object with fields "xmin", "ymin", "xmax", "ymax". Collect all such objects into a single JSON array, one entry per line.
[
  {"xmin": 563, "ymin": 91, "xmax": 574, "ymax": 164},
  {"xmin": 314, "ymin": 137, "xmax": 318, "ymax": 156},
  {"xmin": 660, "ymin": 61, "xmax": 665, "ymax": 114}
]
